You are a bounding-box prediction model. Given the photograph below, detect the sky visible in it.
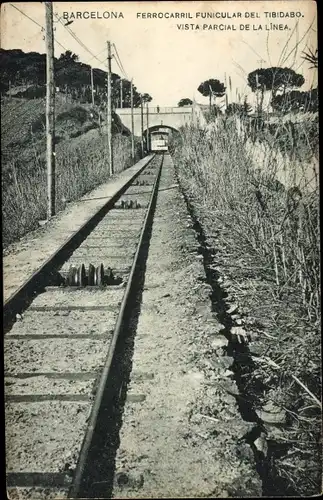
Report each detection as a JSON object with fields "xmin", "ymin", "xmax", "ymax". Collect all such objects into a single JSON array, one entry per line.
[{"xmin": 0, "ymin": 1, "xmax": 318, "ymax": 107}]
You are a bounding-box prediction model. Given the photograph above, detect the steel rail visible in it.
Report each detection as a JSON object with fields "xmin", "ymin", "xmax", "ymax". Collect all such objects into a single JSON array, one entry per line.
[
  {"xmin": 68, "ymin": 154, "xmax": 164, "ymax": 498},
  {"xmin": 3, "ymin": 155, "xmax": 156, "ymax": 330}
]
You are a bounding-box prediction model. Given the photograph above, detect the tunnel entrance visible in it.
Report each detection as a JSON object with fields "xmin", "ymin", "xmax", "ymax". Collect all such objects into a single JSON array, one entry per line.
[{"xmin": 143, "ymin": 125, "xmax": 179, "ymax": 152}]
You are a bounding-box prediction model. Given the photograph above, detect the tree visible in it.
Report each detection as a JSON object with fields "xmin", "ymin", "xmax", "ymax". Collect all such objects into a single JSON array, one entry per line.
[
  {"xmin": 226, "ymin": 100, "xmax": 252, "ymax": 117},
  {"xmin": 301, "ymin": 47, "xmax": 318, "ymax": 69},
  {"xmin": 58, "ymin": 50, "xmax": 79, "ymax": 63},
  {"xmin": 271, "ymin": 88, "xmax": 318, "ymax": 113},
  {"xmin": 110, "ymin": 79, "xmax": 150, "ymax": 108},
  {"xmin": 0, "ymin": 47, "xmax": 153, "ymax": 109},
  {"xmin": 247, "ymin": 67, "xmax": 305, "ymax": 114},
  {"xmin": 197, "ymin": 78, "xmax": 226, "ymax": 109},
  {"xmin": 0, "ymin": 49, "xmax": 47, "ymax": 91},
  {"xmin": 141, "ymin": 93, "xmax": 152, "ymax": 103},
  {"xmin": 178, "ymin": 98, "xmax": 193, "ymax": 107}
]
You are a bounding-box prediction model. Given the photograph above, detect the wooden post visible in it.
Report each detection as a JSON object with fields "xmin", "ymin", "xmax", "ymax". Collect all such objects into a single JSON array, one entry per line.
[
  {"xmin": 256, "ymin": 73, "xmax": 260, "ymax": 116},
  {"xmin": 229, "ymin": 75, "xmax": 232, "ymax": 103},
  {"xmin": 120, "ymin": 79, "xmax": 123, "ymax": 108},
  {"xmin": 224, "ymin": 73, "xmax": 228, "ymax": 109},
  {"xmin": 140, "ymin": 96, "xmax": 144, "ymax": 157},
  {"xmin": 106, "ymin": 41, "xmax": 113, "ymax": 175},
  {"xmin": 146, "ymin": 103, "xmax": 149, "ymax": 152},
  {"xmin": 45, "ymin": 2, "xmax": 55, "ymax": 219},
  {"xmin": 90, "ymin": 67, "xmax": 94, "ymax": 107},
  {"xmin": 130, "ymin": 79, "xmax": 135, "ymax": 163},
  {"xmin": 208, "ymin": 84, "xmax": 212, "ymax": 112}
]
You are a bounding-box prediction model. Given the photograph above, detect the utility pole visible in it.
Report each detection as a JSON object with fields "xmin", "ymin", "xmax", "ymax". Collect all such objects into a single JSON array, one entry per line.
[
  {"xmin": 146, "ymin": 103, "xmax": 149, "ymax": 152},
  {"xmin": 120, "ymin": 79, "xmax": 123, "ymax": 108},
  {"xmin": 255, "ymin": 72, "xmax": 259, "ymax": 115},
  {"xmin": 208, "ymin": 84, "xmax": 212, "ymax": 112},
  {"xmin": 229, "ymin": 75, "xmax": 232, "ymax": 103},
  {"xmin": 45, "ymin": 2, "xmax": 55, "ymax": 219},
  {"xmin": 106, "ymin": 41, "xmax": 113, "ymax": 175},
  {"xmin": 257, "ymin": 59, "xmax": 266, "ymax": 117},
  {"xmin": 90, "ymin": 67, "xmax": 94, "ymax": 107},
  {"xmin": 130, "ymin": 79, "xmax": 135, "ymax": 163},
  {"xmin": 140, "ymin": 96, "xmax": 144, "ymax": 157}
]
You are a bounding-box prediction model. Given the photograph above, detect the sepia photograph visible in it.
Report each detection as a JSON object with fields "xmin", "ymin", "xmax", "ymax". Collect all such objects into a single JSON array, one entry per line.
[{"xmin": 1, "ymin": 1, "xmax": 320, "ymax": 498}]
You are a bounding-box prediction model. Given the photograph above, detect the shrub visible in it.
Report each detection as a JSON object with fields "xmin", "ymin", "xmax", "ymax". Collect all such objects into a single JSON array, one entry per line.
[
  {"xmin": 2, "ymin": 132, "xmax": 135, "ymax": 247},
  {"xmin": 171, "ymin": 119, "xmax": 320, "ymax": 495}
]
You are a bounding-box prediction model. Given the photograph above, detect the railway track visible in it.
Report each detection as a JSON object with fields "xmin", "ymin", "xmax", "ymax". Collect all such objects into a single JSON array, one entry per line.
[{"xmin": 5, "ymin": 153, "xmax": 164, "ymax": 499}]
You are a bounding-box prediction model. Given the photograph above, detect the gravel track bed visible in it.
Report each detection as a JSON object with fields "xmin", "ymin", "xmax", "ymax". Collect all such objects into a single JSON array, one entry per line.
[{"xmin": 112, "ymin": 154, "xmax": 261, "ymax": 498}]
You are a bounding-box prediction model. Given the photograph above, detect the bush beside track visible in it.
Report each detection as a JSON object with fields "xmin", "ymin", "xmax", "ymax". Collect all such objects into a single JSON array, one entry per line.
[
  {"xmin": 2, "ymin": 96, "xmax": 139, "ymax": 248},
  {"xmin": 170, "ymin": 118, "xmax": 321, "ymax": 496}
]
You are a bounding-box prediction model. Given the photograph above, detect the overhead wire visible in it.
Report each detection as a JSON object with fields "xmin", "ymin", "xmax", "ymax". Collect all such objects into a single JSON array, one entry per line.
[
  {"xmin": 112, "ymin": 56, "xmax": 125, "ymax": 79},
  {"xmin": 6, "ymin": 5, "xmax": 135, "ymax": 106},
  {"xmin": 54, "ymin": 13, "xmax": 105, "ymax": 67},
  {"xmin": 9, "ymin": 3, "xmax": 43, "ymax": 30},
  {"xmin": 112, "ymin": 43, "xmax": 128, "ymax": 80},
  {"xmin": 9, "ymin": 3, "xmax": 69, "ymax": 53},
  {"xmin": 11, "ymin": 6, "xmax": 107, "ymax": 80},
  {"xmin": 4, "ymin": 6, "xmax": 95, "ymax": 123},
  {"xmin": 8, "ymin": 4, "xmax": 126, "ymax": 82},
  {"xmin": 82, "ymin": 48, "xmax": 106, "ymax": 66}
]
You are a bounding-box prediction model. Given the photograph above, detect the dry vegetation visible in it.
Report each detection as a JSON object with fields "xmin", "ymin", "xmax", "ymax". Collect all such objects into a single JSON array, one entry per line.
[
  {"xmin": 170, "ymin": 115, "xmax": 321, "ymax": 496},
  {"xmin": 2, "ymin": 97, "xmax": 137, "ymax": 247}
]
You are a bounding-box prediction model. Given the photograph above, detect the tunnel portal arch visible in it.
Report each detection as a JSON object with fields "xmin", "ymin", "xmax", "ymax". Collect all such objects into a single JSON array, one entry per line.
[
  {"xmin": 115, "ymin": 106, "xmax": 195, "ymax": 138},
  {"xmin": 144, "ymin": 125, "xmax": 180, "ymax": 152},
  {"xmin": 145, "ymin": 124, "xmax": 180, "ymax": 135}
]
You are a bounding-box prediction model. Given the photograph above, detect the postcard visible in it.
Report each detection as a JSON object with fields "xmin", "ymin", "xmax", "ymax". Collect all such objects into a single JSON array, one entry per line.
[{"xmin": 2, "ymin": 2, "xmax": 320, "ymax": 499}]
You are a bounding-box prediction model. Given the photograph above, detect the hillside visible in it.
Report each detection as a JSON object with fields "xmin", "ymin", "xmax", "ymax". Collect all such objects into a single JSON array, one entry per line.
[
  {"xmin": 1, "ymin": 95, "xmax": 129, "ymax": 171},
  {"xmin": 1, "ymin": 93, "xmax": 138, "ymax": 247},
  {"xmin": 0, "ymin": 48, "xmax": 152, "ymax": 108},
  {"xmin": 1, "ymin": 45, "xmax": 152, "ymax": 248}
]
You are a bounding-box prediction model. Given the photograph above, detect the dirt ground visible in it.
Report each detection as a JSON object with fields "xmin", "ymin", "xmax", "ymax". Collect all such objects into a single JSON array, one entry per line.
[{"xmin": 112, "ymin": 154, "xmax": 262, "ymax": 498}]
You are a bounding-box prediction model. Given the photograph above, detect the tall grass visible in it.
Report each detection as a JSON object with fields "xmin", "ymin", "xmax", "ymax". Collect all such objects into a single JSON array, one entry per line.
[
  {"xmin": 2, "ymin": 132, "xmax": 136, "ymax": 247},
  {"xmin": 173, "ymin": 118, "xmax": 320, "ymax": 320},
  {"xmin": 171, "ymin": 117, "xmax": 321, "ymax": 495},
  {"xmin": 244, "ymin": 115, "xmax": 319, "ymax": 191}
]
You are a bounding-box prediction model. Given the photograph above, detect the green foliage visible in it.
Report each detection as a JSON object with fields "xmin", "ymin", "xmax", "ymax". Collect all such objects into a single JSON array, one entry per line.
[
  {"xmin": 111, "ymin": 79, "xmax": 151, "ymax": 108},
  {"xmin": 0, "ymin": 48, "xmax": 46, "ymax": 92},
  {"xmin": 56, "ymin": 106, "xmax": 88, "ymax": 124},
  {"xmin": 226, "ymin": 101, "xmax": 252, "ymax": 117},
  {"xmin": 204, "ymin": 104, "xmax": 223, "ymax": 122},
  {"xmin": 141, "ymin": 93, "xmax": 152, "ymax": 103},
  {"xmin": 14, "ymin": 85, "xmax": 46, "ymax": 98},
  {"xmin": 178, "ymin": 98, "xmax": 193, "ymax": 107},
  {"xmin": 301, "ymin": 47, "xmax": 318, "ymax": 69},
  {"xmin": 2, "ymin": 133, "xmax": 136, "ymax": 247},
  {"xmin": 248, "ymin": 116, "xmax": 319, "ymax": 163},
  {"xmin": 58, "ymin": 50, "xmax": 79, "ymax": 63},
  {"xmin": 197, "ymin": 78, "xmax": 226, "ymax": 98},
  {"xmin": 171, "ymin": 122, "xmax": 320, "ymax": 496},
  {"xmin": 271, "ymin": 88, "xmax": 318, "ymax": 113},
  {"xmin": 0, "ymin": 49, "xmax": 152, "ymax": 107},
  {"xmin": 247, "ymin": 67, "xmax": 305, "ymax": 96}
]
